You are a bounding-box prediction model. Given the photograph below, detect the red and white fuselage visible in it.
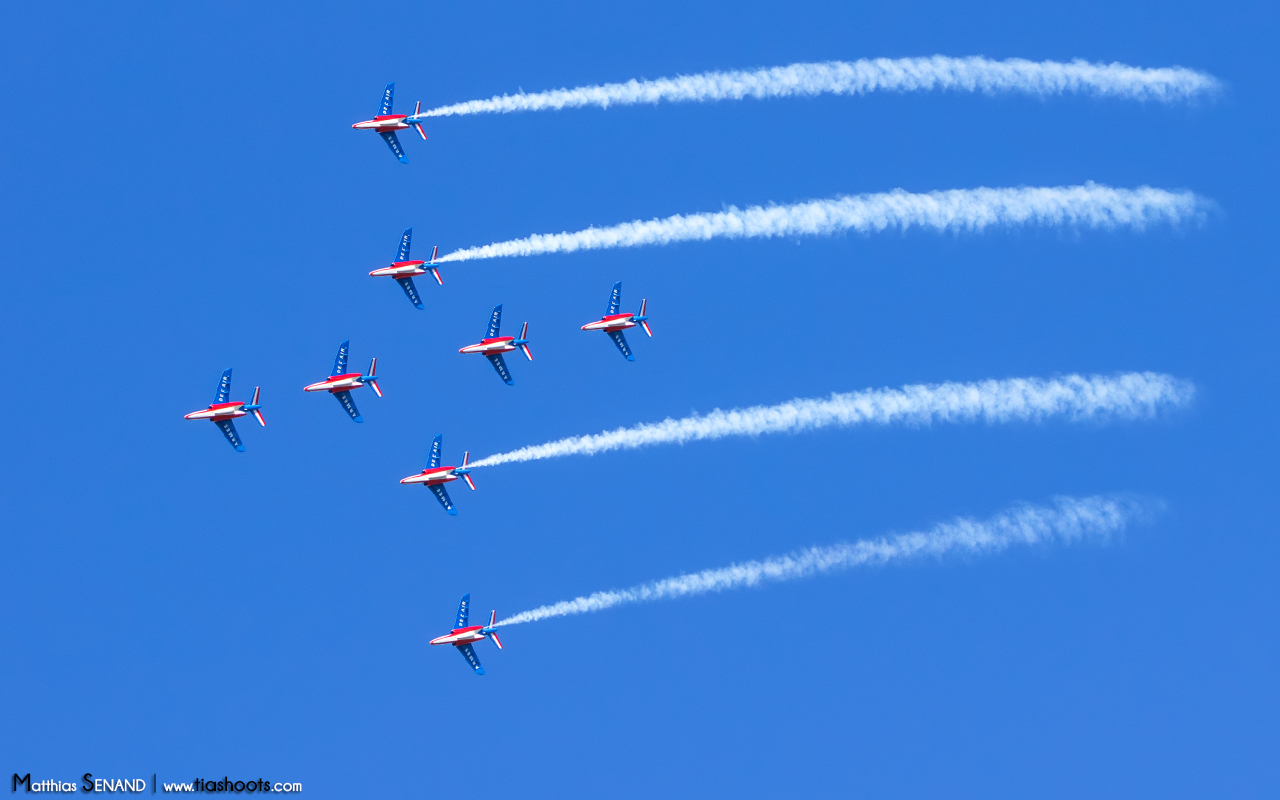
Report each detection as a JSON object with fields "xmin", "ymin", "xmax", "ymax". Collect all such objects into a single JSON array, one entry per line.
[
  {"xmin": 459, "ymin": 337, "xmax": 518, "ymax": 356},
  {"xmin": 581, "ymin": 312, "xmax": 641, "ymax": 333},
  {"xmin": 351, "ymin": 114, "xmax": 410, "ymax": 132},
  {"xmin": 369, "ymin": 245, "xmax": 441, "ymax": 285},
  {"xmin": 368, "ymin": 260, "xmax": 424, "ymax": 278},
  {"xmin": 429, "ymin": 626, "xmax": 488, "ymax": 647},
  {"xmin": 184, "ymin": 401, "xmax": 249, "ymax": 422},
  {"xmin": 400, "ymin": 465, "xmax": 462, "ymax": 487},
  {"xmin": 304, "ymin": 373, "xmax": 369, "ymax": 393}
]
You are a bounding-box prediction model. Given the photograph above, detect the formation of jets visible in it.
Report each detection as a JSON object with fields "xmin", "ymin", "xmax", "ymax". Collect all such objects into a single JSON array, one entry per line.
[{"xmin": 183, "ymin": 83, "xmax": 663, "ymax": 675}]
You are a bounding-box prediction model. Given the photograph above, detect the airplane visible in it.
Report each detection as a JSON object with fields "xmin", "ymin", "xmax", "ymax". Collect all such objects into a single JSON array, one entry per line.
[
  {"xmin": 458, "ymin": 304, "xmax": 532, "ymax": 386},
  {"xmin": 368, "ymin": 228, "xmax": 442, "ymax": 310},
  {"xmin": 303, "ymin": 340, "xmax": 382, "ymax": 422},
  {"xmin": 351, "ymin": 82, "xmax": 428, "ymax": 164},
  {"xmin": 184, "ymin": 368, "xmax": 264, "ymax": 452},
  {"xmin": 400, "ymin": 434, "xmax": 475, "ymax": 515},
  {"xmin": 429, "ymin": 594, "xmax": 503, "ymax": 675},
  {"xmin": 581, "ymin": 282, "xmax": 651, "ymax": 361}
]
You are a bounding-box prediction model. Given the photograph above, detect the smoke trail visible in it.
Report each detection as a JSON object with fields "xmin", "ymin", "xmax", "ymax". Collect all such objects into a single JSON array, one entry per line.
[
  {"xmin": 433, "ymin": 184, "xmax": 1209, "ymax": 264},
  {"xmin": 496, "ymin": 495, "xmax": 1155, "ymax": 626},
  {"xmin": 468, "ymin": 372, "xmax": 1193, "ymax": 468},
  {"xmin": 420, "ymin": 56, "xmax": 1220, "ymax": 118}
]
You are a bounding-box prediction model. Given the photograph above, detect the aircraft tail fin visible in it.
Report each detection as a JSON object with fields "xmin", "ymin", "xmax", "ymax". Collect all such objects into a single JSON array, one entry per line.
[
  {"xmin": 488, "ymin": 611, "xmax": 503, "ymax": 649},
  {"xmin": 428, "ymin": 246, "xmax": 443, "ymax": 285},
  {"xmin": 411, "ymin": 102, "xmax": 428, "ymax": 140},
  {"xmin": 250, "ymin": 386, "xmax": 265, "ymax": 427},
  {"xmin": 366, "ymin": 358, "xmax": 382, "ymax": 397},
  {"xmin": 518, "ymin": 322, "xmax": 533, "ymax": 361},
  {"xmin": 637, "ymin": 299, "xmax": 652, "ymax": 337},
  {"xmin": 460, "ymin": 451, "xmax": 476, "ymax": 491}
]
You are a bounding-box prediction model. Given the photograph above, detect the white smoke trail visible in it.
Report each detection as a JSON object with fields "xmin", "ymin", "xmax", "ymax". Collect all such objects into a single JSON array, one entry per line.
[
  {"xmin": 468, "ymin": 372, "xmax": 1193, "ymax": 469},
  {"xmin": 496, "ymin": 495, "xmax": 1155, "ymax": 627},
  {"xmin": 420, "ymin": 56, "xmax": 1220, "ymax": 118},
  {"xmin": 433, "ymin": 184, "xmax": 1209, "ymax": 264}
]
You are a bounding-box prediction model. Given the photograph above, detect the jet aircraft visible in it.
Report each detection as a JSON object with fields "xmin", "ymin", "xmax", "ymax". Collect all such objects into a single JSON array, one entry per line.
[
  {"xmin": 303, "ymin": 341, "xmax": 382, "ymax": 422},
  {"xmin": 368, "ymin": 227, "xmax": 442, "ymax": 310},
  {"xmin": 400, "ymin": 434, "xmax": 475, "ymax": 515},
  {"xmin": 184, "ymin": 368, "xmax": 264, "ymax": 452},
  {"xmin": 581, "ymin": 282, "xmax": 651, "ymax": 361},
  {"xmin": 430, "ymin": 594, "xmax": 503, "ymax": 675},
  {"xmin": 459, "ymin": 304, "xmax": 532, "ymax": 385},
  {"xmin": 351, "ymin": 82, "xmax": 428, "ymax": 164}
]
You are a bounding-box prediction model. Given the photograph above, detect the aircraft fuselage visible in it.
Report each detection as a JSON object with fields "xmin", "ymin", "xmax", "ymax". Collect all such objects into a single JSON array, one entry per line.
[
  {"xmin": 429, "ymin": 625, "xmax": 487, "ymax": 646},
  {"xmin": 582, "ymin": 313, "xmax": 638, "ymax": 333},
  {"xmin": 400, "ymin": 466, "xmax": 460, "ymax": 487},
  {"xmin": 351, "ymin": 114, "xmax": 410, "ymax": 132},
  {"xmin": 368, "ymin": 260, "xmax": 426, "ymax": 278},
  {"xmin": 184, "ymin": 401, "xmax": 247, "ymax": 422},
  {"xmin": 304, "ymin": 373, "xmax": 366, "ymax": 393},
  {"xmin": 459, "ymin": 337, "xmax": 517, "ymax": 356}
]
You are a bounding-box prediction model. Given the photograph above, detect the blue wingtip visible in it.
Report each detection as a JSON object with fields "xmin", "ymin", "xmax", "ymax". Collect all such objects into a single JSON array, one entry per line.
[
  {"xmin": 415, "ymin": 302, "xmax": 424, "ymax": 310},
  {"xmin": 235, "ymin": 445, "xmax": 246, "ymax": 453},
  {"xmin": 504, "ymin": 379, "xmax": 514, "ymax": 386},
  {"xmin": 475, "ymin": 666, "xmax": 485, "ymax": 675},
  {"xmin": 354, "ymin": 415, "xmax": 364, "ymax": 423},
  {"xmin": 626, "ymin": 354, "xmax": 635, "ymax": 362},
  {"xmin": 399, "ymin": 156, "xmax": 409, "ymax": 164},
  {"xmin": 447, "ymin": 507, "xmax": 458, "ymax": 516}
]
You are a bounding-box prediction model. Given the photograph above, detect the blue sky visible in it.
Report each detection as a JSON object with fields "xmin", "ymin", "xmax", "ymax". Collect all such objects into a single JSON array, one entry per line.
[{"xmin": 2, "ymin": 1, "xmax": 1277, "ymax": 797}]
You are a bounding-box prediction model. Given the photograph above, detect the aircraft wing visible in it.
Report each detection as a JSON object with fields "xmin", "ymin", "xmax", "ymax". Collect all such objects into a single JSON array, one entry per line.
[
  {"xmin": 607, "ymin": 281, "xmax": 622, "ymax": 316},
  {"xmin": 214, "ymin": 368, "xmax": 233, "ymax": 404},
  {"xmin": 332, "ymin": 390, "xmax": 363, "ymax": 422},
  {"xmin": 395, "ymin": 277, "xmax": 424, "ymax": 309},
  {"xmin": 456, "ymin": 643, "xmax": 485, "ymax": 674},
  {"xmin": 427, "ymin": 434, "xmax": 443, "ymax": 469},
  {"xmin": 332, "ymin": 340, "xmax": 350, "ymax": 376},
  {"xmin": 380, "ymin": 131, "xmax": 408, "ymax": 164},
  {"xmin": 214, "ymin": 419, "xmax": 245, "ymax": 452},
  {"xmin": 455, "ymin": 594, "xmax": 471, "ymax": 627},
  {"xmin": 379, "ymin": 82, "xmax": 395, "ymax": 116},
  {"xmin": 428, "ymin": 482, "xmax": 457, "ymax": 515},
  {"xmin": 486, "ymin": 304, "xmax": 502, "ymax": 338},
  {"xmin": 487, "ymin": 353, "xmax": 514, "ymax": 385},
  {"xmin": 607, "ymin": 330, "xmax": 634, "ymax": 361},
  {"xmin": 397, "ymin": 228, "xmax": 412, "ymax": 261}
]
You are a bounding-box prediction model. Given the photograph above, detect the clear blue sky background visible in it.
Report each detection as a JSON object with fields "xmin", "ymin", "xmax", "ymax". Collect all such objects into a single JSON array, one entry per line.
[{"xmin": 2, "ymin": 1, "xmax": 1276, "ymax": 797}]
